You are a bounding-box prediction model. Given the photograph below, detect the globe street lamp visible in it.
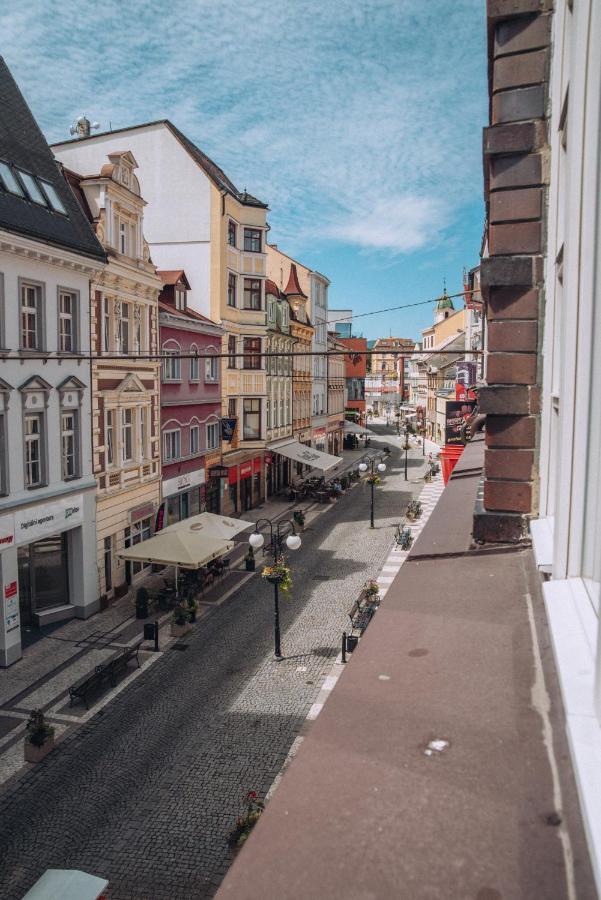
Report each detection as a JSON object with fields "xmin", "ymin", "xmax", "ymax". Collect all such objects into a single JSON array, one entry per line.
[
  {"xmin": 358, "ymin": 456, "xmax": 387, "ymax": 529},
  {"xmin": 249, "ymin": 518, "xmax": 301, "ymax": 660}
]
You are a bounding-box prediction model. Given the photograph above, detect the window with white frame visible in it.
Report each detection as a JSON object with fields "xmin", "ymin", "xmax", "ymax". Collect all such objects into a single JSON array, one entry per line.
[
  {"xmin": 243, "ymin": 398, "xmax": 261, "ymax": 440},
  {"xmin": 139, "ymin": 406, "xmax": 148, "ymax": 460},
  {"xmin": 106, "ymin": 409, "xmax": 115, "ymax": 466},
  {"xmin": 119, "ymin": 303, "xmax": 130, "ymax": 355},
  {"xmin": 102, "ymin": 297, "xmax": 111, "ymax": 353},
  {"xmin": 163, "ymin": 349, "xmax": 181, "ymax": 381},
  {"xmin": 228, "ymin": 335, "xmax": 237, "ymax": 368},
  {"xmin": 124, "ymin": 517, "xmax": 152, "ymax": 575},
  {"xmin": 228, "ymin": 273, "xmax": 237, "ymax": 307},
  {"xmin": 58, "ymin": 290, "xmax": 77, "ymax": 353},
  {"xmin": 190, "ymin": 347, "xmax": 200, "ymax": 381},
  {"xmin": 163, "ymin": 429, "xmax": 181, "ymax": 461},
  {"xmin": 121, "ymin": 408, "xmax": 133, "ymax": 463},
  {"xmin": 267, "ymin": 398, "xmax": 271, "ymax": 429},
  {"xmin": 190, "ymin": 424, "xmax": 200, "ymax": 455},
  {"xmin": 20, "ymin": 281, "xmax": 43, "ymax": 350},
  {"xmin": 206, "ymin": 422, "xmax": 219, "ymax": 450},
  {"xmin": 61, "ymin": 411, "xmax": 78, "ymax": 479},
  {"xmin": 205, "ymin": 355, "xmax": 218, "ymax": 382},
  {"xmin": 133, "ymin": 306, "xmax": 142, "ymax": 354},
  {"xmin": 175, "ymin": 287, "xmax": 186, "ymax": 311},
  {"xmin": 24, "ymin": 413, "xmax": 44, "ymax": 487}
]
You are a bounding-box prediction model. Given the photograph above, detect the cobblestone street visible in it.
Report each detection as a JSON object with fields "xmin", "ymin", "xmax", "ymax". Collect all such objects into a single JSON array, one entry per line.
[{"xmin": 0, "ymin": 429, "xmax": 427, "ymax": 900}]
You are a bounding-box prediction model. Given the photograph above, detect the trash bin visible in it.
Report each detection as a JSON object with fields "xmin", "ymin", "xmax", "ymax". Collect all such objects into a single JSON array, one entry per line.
[{"xmin": 346, "ymin": 634, "xmax": 359, "ymax": 653}]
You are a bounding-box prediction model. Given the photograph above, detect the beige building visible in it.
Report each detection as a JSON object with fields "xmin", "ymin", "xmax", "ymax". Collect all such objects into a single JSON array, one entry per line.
[
  {"xmin": 264, "ymin": 280, "xmax": 294, "ymax": 496},
  {"xmin": 66, "ymin": 153, "xmax": 162, "ymax": 599}
]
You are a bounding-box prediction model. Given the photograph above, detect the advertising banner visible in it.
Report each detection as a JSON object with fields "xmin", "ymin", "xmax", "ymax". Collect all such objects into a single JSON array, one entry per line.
[
  {"xmin": 13, "ymin": 495, "xmax": 84, "ymax": 546},
  {"xmin": 221, "ymin": 418, "xmax": 237, "ymax": 442},
  {"xmin": 0, "ymin": 514, "xmax": 15, "ymax": 552},
  {"xmin": 445, "ymin": 400, "xmax": 475, "ymax": 446}
]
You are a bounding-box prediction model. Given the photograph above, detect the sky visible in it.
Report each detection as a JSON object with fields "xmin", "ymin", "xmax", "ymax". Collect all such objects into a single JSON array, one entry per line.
[{"xmin": 2, "ymin": 0, "xmax": 487, "ymax": 341}]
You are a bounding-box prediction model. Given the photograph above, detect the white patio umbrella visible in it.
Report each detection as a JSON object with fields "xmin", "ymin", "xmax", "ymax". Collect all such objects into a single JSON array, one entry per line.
[
  {"xmin": 118, "ymin": 530, "xmax": 233, "ymax": 569},
  {"xmin": 168, "ymin": 511, "xmax": 254, "ymax": 540}
]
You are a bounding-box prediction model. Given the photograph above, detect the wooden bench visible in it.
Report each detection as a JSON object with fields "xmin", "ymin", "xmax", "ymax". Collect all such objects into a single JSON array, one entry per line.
[{"xmin": 69, "ymin": 640, "xmax": 142, "ymax": 709}]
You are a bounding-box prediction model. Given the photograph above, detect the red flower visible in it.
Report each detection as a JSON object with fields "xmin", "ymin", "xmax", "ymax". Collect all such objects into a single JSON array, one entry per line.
[{"xmin": 247, "ymin": 790, "xmax": 257, "ymax": 800}]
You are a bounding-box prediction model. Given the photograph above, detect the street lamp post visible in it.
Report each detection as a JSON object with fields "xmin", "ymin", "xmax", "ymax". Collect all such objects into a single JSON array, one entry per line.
[
  {"xmin": 404, "ymin": 426, "xmax": 410, "ymax": 480},
  {"xmin": 249, "ymin": 518, "xmax": 302, "ymax": 660},
  {"xmin": 358, "ymin": 456, "xmax": 387, "ymax": 529}
]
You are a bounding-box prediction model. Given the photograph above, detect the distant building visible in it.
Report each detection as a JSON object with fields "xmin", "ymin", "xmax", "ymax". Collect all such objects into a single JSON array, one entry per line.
[
  {"xmin": 327, "ymin": 309, "xmax": 352, "ymax": 339},
  {"xmin": 339, "ymin": 338, "xmax": 367, "ymax": 426}
]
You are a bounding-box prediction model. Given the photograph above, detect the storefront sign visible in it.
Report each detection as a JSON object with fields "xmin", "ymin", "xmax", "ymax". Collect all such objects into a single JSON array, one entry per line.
[
  {"xmin": 12, "ymin": 495, "xmax": 84, "ymax": 546},
  {"xmin": 313, "ymin": 427, "xmax": 327, "ymax": 438},
  {"xmin": 129, "ymin": 502, "xmax": 155, "ymax": 524},
  {"xmin": 4, "ymin": 581, "xmax": 18, "ymax": 633},
  {"xmin": 208, "ymin": 465, "xmax": 228, "ymax": 479},
  {"xmin": 221, "ymin": 418, "xmax": 237, "ymax": 442},
  {"xmin": 162, "ymin": 468, "xmax": 205, "ymax": 498},
  {"xmin": 444, "ymin": 400, "xmax": 476, "ymax": 446},
  {"xmin": 253, "ymin": 456, "xmax": 261, "ymax": 473},
  {"xmin": 240, "ymin": 461, "xmax": 253, "ymax": 479},
  {"xmin": 0, "ymin": 514, "xmax": 15, "ymax": 551}
]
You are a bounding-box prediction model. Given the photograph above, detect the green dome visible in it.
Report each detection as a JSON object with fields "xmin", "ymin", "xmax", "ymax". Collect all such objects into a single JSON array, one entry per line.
[{"xmin": 436, "ymin": 288, "xmax": 454, "ymax": 311}]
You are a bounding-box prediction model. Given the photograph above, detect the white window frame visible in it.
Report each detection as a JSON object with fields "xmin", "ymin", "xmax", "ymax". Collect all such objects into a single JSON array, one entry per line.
[
  {"xmin": 190, "ymin": 424, "xmax": 200, "ymax": 455},
  {"xmin": 163, "ymin": 429, "xmax": 181, "ymax": 461},
  {"xmin": 205, "ymin": 355, "xmax": 218, "ymax": 382},
  {"xmin": 189, "ymin": 347, "xmax": 200, "ymax": 382},
  {"xmin": 106, "ymin": 408, "xmax": 115, "ymax": 467},
  {"xmin": 242, "ymin": 398, "xmax": 261, "ymax": 441},
  {"xmin": 163, "ymin": 348, "xmax": 181, "ymax": 382},
  {"xmin": 206, "ymin": 422, "xmax": 219, "ymax": 450},
  {"xmin": 20, "ymin": 280, "xmax": 44, "ymax": 351},
  {"xmin": 102, "ymin": 296, "xmax": 111, "ymax": 353},
  {"xmin": 119, "ymin": 303, "xmax": 130, "ymax": 355},
  {"xmin": 24, "ymin": 412, "xmax": 44, "ymax": 487},
  {"xmin": 58, "ymin": 288, "xmax": 78, "ymax": 353},
  {"xmin": 61, "ymin": 410, "xmax": 78, "ymax": 479},
  {"xmin": 121, "ymin": 408, "xmax": 134, "ymax": 464}
]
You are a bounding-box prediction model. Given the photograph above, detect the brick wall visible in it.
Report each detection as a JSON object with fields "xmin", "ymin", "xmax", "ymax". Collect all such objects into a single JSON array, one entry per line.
[{"xmin": 474, "ymin": 0, "xmax": 552, "ymax": 543}]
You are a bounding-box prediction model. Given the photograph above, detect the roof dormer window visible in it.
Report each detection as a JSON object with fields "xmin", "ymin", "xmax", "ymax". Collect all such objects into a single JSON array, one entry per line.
[
  {"xmin": 0, "ymin": 161, "xmax": 25, "ymax": 197},
  {"xmin": 19, "ymin": 171, "xmax": 48, "ymax": 207},
  {"xmin": 175, "ymin": 287, "xmax": 186, "ymax": 311}
]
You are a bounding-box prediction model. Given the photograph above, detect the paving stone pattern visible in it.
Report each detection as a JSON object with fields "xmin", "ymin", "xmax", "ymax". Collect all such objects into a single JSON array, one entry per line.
[{"xmin": 0, "ymin": 431, "xmax": 426, "ymax": 900}]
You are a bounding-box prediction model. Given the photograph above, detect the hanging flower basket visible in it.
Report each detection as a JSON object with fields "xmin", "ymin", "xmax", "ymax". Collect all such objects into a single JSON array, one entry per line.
[
  {"xmin": 261, "ymin": 562, "xmax": 292, "ymax": 593},
  {"xmin": 366, "ymin": 474, "xmax": 381, "ymax": 485}
]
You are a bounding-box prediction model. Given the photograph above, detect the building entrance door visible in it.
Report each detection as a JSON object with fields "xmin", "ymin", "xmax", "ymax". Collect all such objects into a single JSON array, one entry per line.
[
  {"xmin": 240, "ymin": 477, "xmax": 252, "ymax": 512},
  {"xmin": 17, "ymin": 546, "xmax": 33, "ymax": 626},
  {"xmin": 18, "ymin": 534, "xmax": 70, "ymax": 625}
]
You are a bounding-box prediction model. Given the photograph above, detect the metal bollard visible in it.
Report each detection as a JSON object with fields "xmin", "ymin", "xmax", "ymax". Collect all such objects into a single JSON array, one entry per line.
[
  {"xmin": 154, "ymin": 619, "xmax": 159, "ymax": 652},
  {"xmin": 341, "ymin": 631, "xmax": 347, "ymax": 664}
]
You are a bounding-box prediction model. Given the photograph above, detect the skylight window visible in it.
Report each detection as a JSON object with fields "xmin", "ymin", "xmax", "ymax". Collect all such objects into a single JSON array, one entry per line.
[
  {"xmin": 18, "ymin": 170, "xmax": 48, "ymax": 206},
  {"xmin": 39, "ymin": 180, "xmax": 67, "ymax": 215},
  {"xmin": 0, "ymin": 161, "xmax": 25, "ymax": 197}
]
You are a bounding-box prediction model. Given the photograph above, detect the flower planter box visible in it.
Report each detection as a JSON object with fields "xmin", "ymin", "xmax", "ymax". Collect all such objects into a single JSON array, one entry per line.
[
  {"xmin": 24, "ymin": 738, "xmax": 54, "ymax": 763},
  {"xmin": 170, "ymin": 622, "xmax": 192, "ymax": 638}
]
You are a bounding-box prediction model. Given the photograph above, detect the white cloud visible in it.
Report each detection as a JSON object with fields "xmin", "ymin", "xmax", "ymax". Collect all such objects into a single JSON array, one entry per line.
[{"xmin": 1, "ymin": 0, "xmax": 486, "ymax": 258}]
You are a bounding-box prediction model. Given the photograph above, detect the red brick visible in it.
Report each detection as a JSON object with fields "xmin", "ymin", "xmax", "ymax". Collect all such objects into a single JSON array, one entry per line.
[
  {"xmin": 492, "ymin": 86, "xmax": 545, "ymax": 124},
  {"xmin": 489, "ymin": 221, "xmax": 542, "ymax": 255},
  {"xmin": 490, "ymin": 153, "xmax": 543, "ymax": 189},
  {"xmin": 480, "ymin": 256, "xmax": 537, "ymax": 289},
  {"xmin": 484, "ymin": 479, "xmax": 533, "ymax": 513},
  {"xmin": 479, "ymin": 384, "xmax": 534, "ymax": 415},
  {"xmin": 473, "ymin": 508, "xmax": 529, "ymax": 543},
  {"xmin": 484, "ymin": 121, "xmax": 546, "ymax": 156},
  {"xmin": 494, "ymin": 13, "xmax": 551, "ymax": 55},
  {"xmin": 487, "ymin": 286, "xmax": 540, "ymax": 319},
  {"xmin": 490, "ymin": 188, "xmax": 542, "ymax": 222},
  {"xmin": 493, "ymin": 49, "xmax": 548, "ymax": 91},
  {"xmin": 486, "ymin": 415, "xmax": 536, "ymax": 448},
  {"xmin": 488, "ymin": 321, "xmax": 538, "ymax": 352},
  {"xmin": 487, "ymin": 352, "xmax": 537, "ymax": 384},
  {"xmin": 485, "ymin": 448, "xmax": 534, "ymax": 480}
]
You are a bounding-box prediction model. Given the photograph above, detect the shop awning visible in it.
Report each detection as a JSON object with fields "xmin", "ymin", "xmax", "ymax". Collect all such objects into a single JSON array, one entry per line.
[
  {"xmin": 343, "ymin": 421, "xmax": 375, "ymax": 435},
  {"xmin": 118, "ymin": 530, "xmax": 233, "ymax": 569},
  {"xmin": 170, "ymin": 512, "xmax": 254, "ymax": 540},
  {"xmin": 271, "ymin": 440, "xmax": 342, "ymax": 472},
  {"xmin": 22, "ymin": 870, "xmax": 109, "ymax": 900}
]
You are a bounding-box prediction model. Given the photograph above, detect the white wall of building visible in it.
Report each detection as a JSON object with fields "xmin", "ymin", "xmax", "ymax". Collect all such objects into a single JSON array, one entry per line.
[{"xmin": 53, "ymin": 124, "xmax": 213, "ymax": 314}]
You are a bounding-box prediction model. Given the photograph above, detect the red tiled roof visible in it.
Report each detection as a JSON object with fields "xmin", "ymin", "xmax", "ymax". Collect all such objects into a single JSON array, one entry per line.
[
  {"xmin": 265, "ymin": 279, "xmax": 280, "ymax": 297},
  {"xmin": 157, "ymin": 269, "xmax": 191, "ymax": 289},
  {"xmin": 283, "ymin": 264, "xmax": 307, "ymax": 298}
]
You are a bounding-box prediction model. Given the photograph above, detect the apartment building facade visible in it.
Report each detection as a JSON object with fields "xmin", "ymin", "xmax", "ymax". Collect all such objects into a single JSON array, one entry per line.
[{"xmin": 0, "ymin": 59, "xmax": 106, "ymax": 665}]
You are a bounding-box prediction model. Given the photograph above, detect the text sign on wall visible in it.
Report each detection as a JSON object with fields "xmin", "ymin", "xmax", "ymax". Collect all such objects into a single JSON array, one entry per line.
[
  {"xmin": 444, "ymin": 401, "xmax": 476, "ymax": 446},
  {"xmin": 13, "ymin": 495, "xmax": 84, "ymax": 546}
]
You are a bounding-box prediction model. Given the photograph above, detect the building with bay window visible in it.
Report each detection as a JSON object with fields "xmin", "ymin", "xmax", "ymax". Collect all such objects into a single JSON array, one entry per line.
[
  {"xmin": 158, "ymin": 270, "xmax": 224, "ymax": 520},
  {"xmin": 326, "ymin": 333, "xmax": 346, "ymax": 457},
  {"xmin": 53, "ymin": 119, "xmax": 270, "ymax": 517},
  {"xmin": 264, "ymin": 280, "xmax": 294, "ymax": 496},
  {"xmin": 65, "ymin": 152, "xmax": 162, "ymax": 601},
  {"xmin": 0, "ymin": 59, "xmax": 106, "ymax": 666}
]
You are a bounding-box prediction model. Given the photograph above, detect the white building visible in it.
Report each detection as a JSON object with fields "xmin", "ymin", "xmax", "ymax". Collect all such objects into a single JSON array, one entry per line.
[{"xmin": 0, "ymin": 60, "xmax": 106, "ymax": 666}]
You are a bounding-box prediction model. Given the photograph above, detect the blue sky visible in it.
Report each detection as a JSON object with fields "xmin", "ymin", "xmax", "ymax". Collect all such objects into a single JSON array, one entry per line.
[{"xmin": 2, "ymin": 0, "xmax": 487, "ymax": 340}]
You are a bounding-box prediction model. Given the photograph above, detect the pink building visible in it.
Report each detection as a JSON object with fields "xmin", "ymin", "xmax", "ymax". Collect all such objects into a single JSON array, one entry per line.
[{"xmin": 158, "ymin": 271, "xmax": 224, "ymax": 522}]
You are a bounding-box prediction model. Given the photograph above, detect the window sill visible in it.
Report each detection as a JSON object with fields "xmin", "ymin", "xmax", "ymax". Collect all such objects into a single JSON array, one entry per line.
[
  {"xmin": 26, "ymin": 482, "xmax": 48, "ymax": 491},
  {"xmin": 63, "ymin": 474, "xmax": 81, "ymax": 482},
  {"xmin": 204, "ymin": 378, "xmax": 219, "ymax": 384},
  {"xmin": 19, "ymin": 349, "xmax": 49, "ymax": 357},
  {"xmin": 162, "ymin": 379, "xmax": 182, "ymax": 385},
  {"xmin": 530, "ymin": 516, "xmax": 554, "ymax": 574},
  {"xmin": 56, "ymin": 351, "xmax": 84, "ymax": 358}
]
